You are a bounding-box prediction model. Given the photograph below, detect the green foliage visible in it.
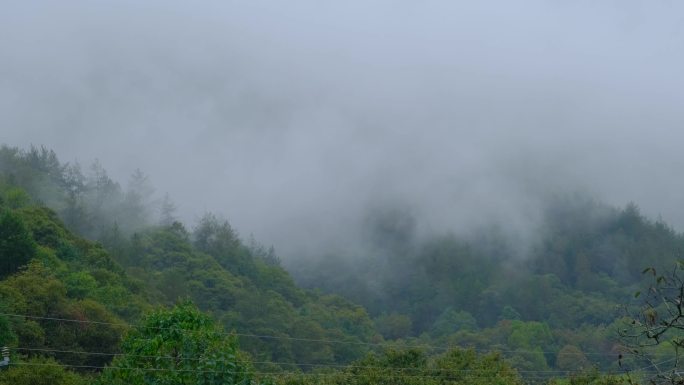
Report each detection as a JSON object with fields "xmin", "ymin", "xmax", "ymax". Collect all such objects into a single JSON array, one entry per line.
[
  {"xmin": 507, "ymin": 320, "xmax": 553, "ymax": 350},
  {"xmin": 500, "ymin": 306, "xmax": 521, "ymax": 321},
  {"xmin": 99, "ymin": 302, "xmax": 256, "ymax": 385},
  {"xmin": 431, "ymin": 349, "xmax": 524, "ymax": 385},
  {"xmin": 0, "ymin": 261, "xmax": 126, "ymax": 367},
  {"xmin": 290, "ymin": 196, "xmax": 684, "ymax": 374},
  {"xmin": 0, "ymin": 312, "xmax": 16, "ymax": 346},
  {"xmin": 547, "ymin": 369, "xmax": 627, "ymax": 385},
  {"xmin": 194, "ymin": 213, "xmax": 257, "ymax": 278},
  {"xmin": 0, "ymin": 188, "xmax": 148, "ymax": 369},
  {"xmin": 1, "ymin": 187, "xmax": 30, "ymax": 209},
  {"xmin": 16, "ymin": 206, "xmax": 71, "ymax": 249},
  {"xmin": 375, "ymin": 313, "xmax": 413, "ymax": 340},
  {"xmin": 64, "ymin": 271, "xmax": 98, "ymax": 299},
  {"xmin": 431, "ymin": 308, "xmax": 477, "ymax": 337},
  {"xmin": 0, "ymin": 357, "xmax": 87, "ymax": 385},
  {"xmin": 119, "ymin": 222, "xmax": 376, "ymax": 366},
  {"xmin": 4, "ymin": 144, "xmax": 682, "ymax": 380},
  {"xmin": 0, "ymin": 209, "xmax": 36, "ymax": 278},
  {"xmin": 273, "ymin": 348, "xmax": 524, "ymax": 385},
  {"xmin": 6, "ymin": 202, "xmax": 148, "ymax": 320}
]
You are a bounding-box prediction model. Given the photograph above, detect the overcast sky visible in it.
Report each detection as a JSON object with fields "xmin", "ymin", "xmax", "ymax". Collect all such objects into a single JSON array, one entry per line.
[{"xmin": 2, "ymin": 1, "xmax": 684, "ymax": 256}]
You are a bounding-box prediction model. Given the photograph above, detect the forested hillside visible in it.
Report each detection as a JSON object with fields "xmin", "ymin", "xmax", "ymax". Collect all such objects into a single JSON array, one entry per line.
[
  {"xmin": 0, "ymin": 146, "xmax": 378, "ymax": 375},
  {"xmin": 291, "ymin": 195, "xmax": 683, "ymax": 371},
  {"xmin": 0, "ymin": 145, "xmax": 679, "ymax": 384}
]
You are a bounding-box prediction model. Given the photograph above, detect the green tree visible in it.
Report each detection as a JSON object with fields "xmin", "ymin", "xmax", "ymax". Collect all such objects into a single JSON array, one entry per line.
[
  {"xmin": 274, "ymin": 348, "xmax": 524, "ymax": 385},
  {"xmin": 1, "ymin": 187, "xmax": 30, "ymax": 209},
  {"xmin": 0, "ymin": 260, "xmax": 125, "ymax": 367},
  {"xmin": 547, "ymin": 369, "xmax": 627, "ymax": 385},
  {"xmin": 431, "ymin": 349, "xmax": 523, "ymax": 385},
  {"xmin": 0, "ymin": 210, "xmax": 36, "ymax": 278},
  {"xmin": 193, "ymin": 213, "xmax": 255, "ymax": 277},
  {"xmin": 99, "ymin": 302, "xmax": 256, "ymax": 385},
  {"xmin": 0, "ymin": 357, "xmax": 87, "ymax": 385},
  {"xmin": 431, "ymin": 308, "xmax": 477, "ymax": 337},
  {"xmin": 0, "ymin": 312, "xmax": 16, "ymax": 346}
]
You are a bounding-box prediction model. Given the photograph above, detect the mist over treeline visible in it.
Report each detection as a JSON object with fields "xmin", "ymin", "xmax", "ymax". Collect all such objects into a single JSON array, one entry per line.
[
  {"xmin": 3, "ymin": 142, "xmax": 680, "ymax": 364},
  {"xmin": 6, "ymin": 2, "xmax": 684, "ymax": 383},
  {"xmin": 0, "ymin": 145, "xmax": 161, "ymax": 238},
  {"xmin": 3, "ymin": 1, "xmax": 684, "ymax": 259}
]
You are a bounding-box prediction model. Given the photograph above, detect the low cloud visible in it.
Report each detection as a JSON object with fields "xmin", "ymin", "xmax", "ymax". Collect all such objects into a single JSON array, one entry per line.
[{"xmin": 2, "ymin": 1, "xmax": 684, "ymax": 257}]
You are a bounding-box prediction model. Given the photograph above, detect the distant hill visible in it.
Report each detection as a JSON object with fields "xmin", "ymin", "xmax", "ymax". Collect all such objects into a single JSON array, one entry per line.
[
  {"xmin": 1, "ymin": 144, "xmax": 674, "ymax": 375},
  {"xmin": 0, "ymin": 144, "xmax": 377, "ymax": 371}
]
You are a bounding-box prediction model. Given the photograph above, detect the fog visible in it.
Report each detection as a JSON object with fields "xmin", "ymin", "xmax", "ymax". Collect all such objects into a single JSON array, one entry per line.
[{"xmin": 2, "ymin": 1, "xmax": 684, "ymax": 258}]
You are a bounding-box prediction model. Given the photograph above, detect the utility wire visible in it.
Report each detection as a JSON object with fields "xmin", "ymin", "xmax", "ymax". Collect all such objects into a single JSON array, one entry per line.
[
  {"xmin": 7, "ymin": 361, "xmax": 613, "ymax": 379},
  {"xmin": 12, "ymin": 344, "xmax": 658, "ymax": 382},
  {"xmin": 636, "ymin": 357, "xmax": 678, "ymax": 372},
  {"xmin": 9, "ymin": 347, "xmax": 583, "ymax": 375},
  {"xmin": 0, "ymin": 311, "xmax": 431, "ymax": 349},
  {"xmin": 0, "ymin": 312, "xmax": 625, "ymax": 357}
]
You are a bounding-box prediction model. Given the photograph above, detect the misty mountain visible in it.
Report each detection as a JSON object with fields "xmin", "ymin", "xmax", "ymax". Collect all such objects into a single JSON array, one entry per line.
[
  {"xmin": 1, "ymin": 144, "xmax": 678, "ymax": 377},
  {"xmin": 3, "ymin": 2, "xmax": 684, "ymax": 383},
  {"xmin": 3, "ymin": 1, "xmax": 684, "ymax": 259},
  {"xmin": 0, "ymin": 145, "xmax": 378, "ymax": 371}
]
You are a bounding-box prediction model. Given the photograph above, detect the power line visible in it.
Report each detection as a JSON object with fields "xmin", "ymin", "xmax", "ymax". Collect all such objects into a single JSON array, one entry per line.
[
  {"xmin": 7, "ymin": 361, "xmax": 603, "ymax": 380},
  {"xmin": 0, "ymin": 312, "xmax": 624, "ymax": 357},
  {"xmin": 9, "ymin": 347, "xmax": 583, "ymax": 375},
  {"xmin": 8, "ymin": 347, "xmax": 652, "ymax": 382}
]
